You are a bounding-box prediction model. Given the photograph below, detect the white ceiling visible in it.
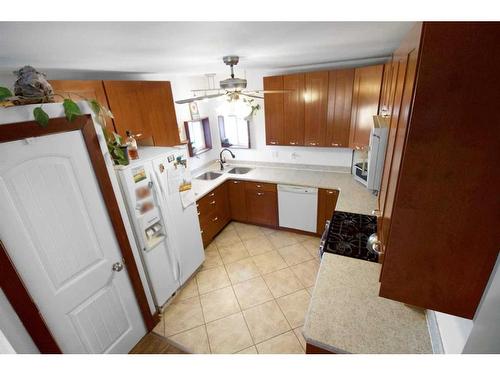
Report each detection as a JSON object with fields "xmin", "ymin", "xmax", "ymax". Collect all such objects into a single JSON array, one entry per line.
[{"xmin": 0, "ymin": 22, "xmax": 414, "ymax": 76}]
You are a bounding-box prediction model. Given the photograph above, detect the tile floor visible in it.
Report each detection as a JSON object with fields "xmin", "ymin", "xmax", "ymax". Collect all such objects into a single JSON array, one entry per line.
[{"xmin": 154, "ymin": 222, "xmax": 322, "ymax": 354}]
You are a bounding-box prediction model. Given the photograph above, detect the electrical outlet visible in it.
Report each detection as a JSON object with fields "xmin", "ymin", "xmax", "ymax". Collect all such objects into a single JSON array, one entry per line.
[{"xmin": 290, "ymin": 152, "xmax": 298, "ymax": 160}]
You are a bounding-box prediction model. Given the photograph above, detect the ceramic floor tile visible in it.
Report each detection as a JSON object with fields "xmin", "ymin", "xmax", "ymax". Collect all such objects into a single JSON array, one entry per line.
[
  {"xmin": 252, "ymin": 251, "xmax": 288, "ymax": 275},
  {"xmin": 242, "ymin": 235, "xmax": 275, "ymax": 256},
  {"xmin": 307, "ymin": 286, "xmax": 315, "ymax": 296},
  {"xmin": 277, "ymin": 243, "xmax": 313, "ymax": 266},
  {"xmin": 225, "ymin": 257, "xmax": 260, "ymax": 284},
  {"xmin": 293, "ymin": 326, "xmax": 307, "ymax": 350},
  {"xmin": 242, "ymin": 300, "xmax": 290, "ymax": 343},
  {"xmin": 215, "ymin": 226, "xmax": 241, "ymax": 247},
  {"xmin": 262, "ymin": 268, "xmax": 304, "ymax": 298},
  {"xmin": 176, "ymin": 276, "xmax": 198, "ymax": 301},
  {"xmin": 276, "ymin": 289, "xmax": 311, "ymax": 328},
  {"xmin": 260, "ymin": 226, "xmax": 279, "ymax": 236},
  {"xmin": 200, "ymin": 286, "xmax": 240, "ymax": 322},
  {"xmin": 237, "ymin": 345, "xmax": 258, "ymax": 354},
  {"xmin": 163, "ymin": 296, "xmax": 204, "ymax": 336},
  {"xmin": 292, "ymin": 232, "xmax": 317, "ymax": 243},
  {"xmin": 196, "ymin": 266, "xmax": 231, "ymax": 295},
  {"xmin": 201, "ymin": 247, "xmax": 223, "ymax": 270},
  {"xmin": 234, "ymin": 223, "xmax": 265, "ymax": 241},
  {"xmin": 301, "ymin": 238, "xmax": 321, "ymax": 259},
  {"xmin": 256, "ymin": 331, "xmax": 304, "ymax": 354},
  {"xmin": 168, "ymin": 325, "xmax": 210, "ymax": 354},
  {"xmin": 290, "ymin": 259, "xmax": 320, "ymax": 288},
  {"xmin": 267, "ymin": 231, "xmax": 298, "ymax": 249},
  {"xmin": 233, "ymin": 276, "xmax": 274, "ymax": 310},
  {"xmin": 218, "ymin": 241, "xmax": 250, "ymax": 264},
  {"xmin": 206, "ymin": 312, "xmax": 254, "ymax": 354},
  {"xmin": 152, "ymin": 317, "xmax": 165, "ymax": 337}
]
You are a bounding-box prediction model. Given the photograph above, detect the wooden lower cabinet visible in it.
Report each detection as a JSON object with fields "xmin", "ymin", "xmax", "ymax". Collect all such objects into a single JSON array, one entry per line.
[
  {"xmin": 316, "ymin": 188, "xmax": 339, "ymax": 235},
  {"xmin": 227, "ymin": 180, "xmax": 247, "ymax": 222},
  {"xmin": 244, "ymin": 182, "xmax": 278, "ymax": 227},
  {"xmin": 197, "ymin": 183, "xmax": 230, "ymax": 247}
]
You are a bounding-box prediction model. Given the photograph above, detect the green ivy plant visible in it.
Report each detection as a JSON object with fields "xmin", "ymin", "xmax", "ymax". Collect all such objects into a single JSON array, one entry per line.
[{"xmin": 0, "ymin": 86, "xmax": 129, "ymax": 166}]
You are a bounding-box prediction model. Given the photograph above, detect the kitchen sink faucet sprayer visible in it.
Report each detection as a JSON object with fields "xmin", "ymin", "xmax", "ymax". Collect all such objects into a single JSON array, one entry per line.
[{"xmin": 219, "ymin": 148, "xmax": 235, "ymax": 170}]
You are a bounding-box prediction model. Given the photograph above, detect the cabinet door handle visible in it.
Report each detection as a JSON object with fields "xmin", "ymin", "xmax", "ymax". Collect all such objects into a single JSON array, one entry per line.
[
  {"xmin": 212, "ymin": 216, "xmax": 219, "ymax": 222},
  {"xmin": 233, "ymin": 181, "xmax": 239, "ymax": 184},
  {"xmin": 289, "ymin": 142, "xmax": 296, "ymax": 145},
  {"xmin": 210, "ymin": 200, "xmax": 216, "ymax": 205},
  {"xmin": 270, "ymin": 141, "xmax": 277, "ymax": 145},
  {"xmin": 197, "ymin": 211, "xmax": 201, "ymax": 216},
  {"xmin": 331, "ymin": 143, "xmax": 340, "ymax": 146},
  {"xmin": 200, "ymin": 230, "xmax": 204, "ymax": 234},
  {"xmin": 327, "ymin": 190, "xmax": 335, "ymax": 195},
  {"xmin": 257, "ymin": 192, "xmax": 264, "ymax": 196},
  {"xmin": 256, "ymin": 184, "xmax": 262, "ymax": 188},
  {"xmin": 309, "ymin": 142, "xmax": 317, "ymax": 146},
  {"xmin": 209, "ymin": 192, "xmax": 215, "ymax": 197}
]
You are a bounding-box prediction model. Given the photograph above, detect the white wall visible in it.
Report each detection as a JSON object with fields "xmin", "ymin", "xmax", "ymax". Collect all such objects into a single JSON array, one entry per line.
[
  {"xmin": 463, "ymin": 254, "xmax": 500, "ymax": 353},
  {"xmin": 434, "ymin": 311, "xmax": 473, "ymax": 354},
  {"xmin": 0, "ymin": 289, "xmax": 39, "ymax": 354}
]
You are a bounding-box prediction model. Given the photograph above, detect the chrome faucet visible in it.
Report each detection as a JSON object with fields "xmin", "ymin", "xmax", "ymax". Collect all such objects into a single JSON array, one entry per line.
[{"xmin": 219, "ymin": 148, "xmax": 235, "ymax": 170}]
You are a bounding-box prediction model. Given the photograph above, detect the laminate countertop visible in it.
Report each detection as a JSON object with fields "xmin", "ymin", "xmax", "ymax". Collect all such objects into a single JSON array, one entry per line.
[
  {"xmin": 303, "ymin": 253, "xmax": 433, "ymax": 353},
  {"xmin": 191, "ymin": 161, "xmax": 376, "ymax": 216}
]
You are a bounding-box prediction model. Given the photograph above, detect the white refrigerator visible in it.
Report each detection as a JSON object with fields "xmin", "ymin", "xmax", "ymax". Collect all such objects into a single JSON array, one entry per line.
[{"xmin": 115, "ymin": 146, "xmax": 204, "ymax": 309}]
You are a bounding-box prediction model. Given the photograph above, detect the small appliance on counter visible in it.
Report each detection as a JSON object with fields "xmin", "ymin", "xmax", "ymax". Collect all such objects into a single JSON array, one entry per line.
[
  {"xmin": 352, "ymin": 116, "xmax": 389, "ymax": 193},
  {"xmin": 319, "ymin": 211, "xmax": 378, "ymax": 263}
]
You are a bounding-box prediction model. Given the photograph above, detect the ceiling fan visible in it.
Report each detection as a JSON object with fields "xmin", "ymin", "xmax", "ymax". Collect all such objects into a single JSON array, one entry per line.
[{"xmin": 175, "ymin": 55, "xmax": 286, "ymax": 104}]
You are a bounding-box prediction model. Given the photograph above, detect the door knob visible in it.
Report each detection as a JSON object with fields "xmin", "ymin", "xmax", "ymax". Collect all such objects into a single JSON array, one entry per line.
[{"xmin": 112, "ymin": 262, "xmax": 124, "ymax": 272}]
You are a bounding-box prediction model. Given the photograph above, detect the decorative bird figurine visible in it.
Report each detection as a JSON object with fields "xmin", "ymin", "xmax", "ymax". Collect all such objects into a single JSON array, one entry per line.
[{"xmin": 13, "ymin": 65, "xmax": 54, "ymax": 103}]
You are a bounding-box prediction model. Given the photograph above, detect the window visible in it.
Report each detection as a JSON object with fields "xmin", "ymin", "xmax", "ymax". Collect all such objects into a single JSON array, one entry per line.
[
  {"xmin": 184, "ymin": 118, "xmax": 212, "ymax": 157},
  {"xmin": 218, "ymin": 115, "xmax": 250, "ymax": 149}
]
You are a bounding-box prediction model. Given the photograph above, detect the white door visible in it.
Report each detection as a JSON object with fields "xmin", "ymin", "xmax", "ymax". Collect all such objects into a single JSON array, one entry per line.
[{"xmin": 0, "ymin": 131, "xmax": 146, "ymax": 353}]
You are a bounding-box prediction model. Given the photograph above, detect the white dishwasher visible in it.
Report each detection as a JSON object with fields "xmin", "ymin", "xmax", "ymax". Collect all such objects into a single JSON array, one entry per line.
[{"xmin": 277, "ymin": 184, "xmax": 318, "ymax": 233}]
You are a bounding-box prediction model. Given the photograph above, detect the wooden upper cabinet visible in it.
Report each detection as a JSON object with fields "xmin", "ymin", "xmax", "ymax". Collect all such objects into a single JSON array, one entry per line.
[
  {"xmin": 49, "ymin": 80, "xmax": 115, "ymax": 132},
  {"xmin": 103, "ymin": 81, "xmax": 155, "ymax": 142},
  {"xmin": 304, "ymin": 71, "xmax": 329, "ymax": 147},
  {"xmin": 349, "ymin": 64, "xmax": 384, "ymax": 149},
  {"xmin": 103, "ymin": 81, "xmax": 179, "ymax": 146},
  {"xmin": 378, "ymin": 22, "xmax": 500, "ymax": 319},
  {"xmin": 283, "ymin": 74, "xmax": 305, "ymax": 146},
  {"xmin": 139, "ymin": 81, "xmax": 180, "ymax": 146},
  {"xmin": 263, "ymin": 76, "xmax": 284, "ymax": 145},
  {"xmin": 325, "ymin": 69, "xmax": 354, "ymax": 148}
]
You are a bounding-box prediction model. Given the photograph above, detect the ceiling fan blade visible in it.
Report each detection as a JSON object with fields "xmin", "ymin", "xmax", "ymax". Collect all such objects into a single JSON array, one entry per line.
[
  {"xmin": 239, "ymin": 93, "xmax": 264, "ymax": 100},
  {"xmin": 175, "ymin": 93, "xmax": 225, "ymax": 104},
  {"xmin": 243, "ymin": 89, "xmax": 292, "ymax": 94}
]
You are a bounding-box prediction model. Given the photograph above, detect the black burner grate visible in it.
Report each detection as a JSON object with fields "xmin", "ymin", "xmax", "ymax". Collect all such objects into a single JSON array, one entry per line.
[{"xmin": 323, "ymin": 211, "xmax": 378, "ymax": 262}]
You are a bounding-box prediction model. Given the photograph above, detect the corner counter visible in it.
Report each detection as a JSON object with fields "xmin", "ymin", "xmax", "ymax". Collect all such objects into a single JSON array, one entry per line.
[{"xmin": 303, "ymin": 253, "xmax": 432, "ymax": 353}]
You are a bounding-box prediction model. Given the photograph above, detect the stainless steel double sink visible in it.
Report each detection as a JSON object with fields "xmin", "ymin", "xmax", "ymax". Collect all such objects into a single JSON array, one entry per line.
[{"xmin": 196, "ymin": 167, "xmax": 253, "ymax": 181}]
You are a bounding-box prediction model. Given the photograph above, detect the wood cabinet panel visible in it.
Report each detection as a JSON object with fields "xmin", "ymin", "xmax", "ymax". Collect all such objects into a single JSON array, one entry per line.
[
  {"xmin": 139, "ymin": 81, "xmax": 180, "ymax": 146},
  {"xmin": 49, "ymin": 80, "xmax": 115, "ymax": 132},
  {"xmin": 283, "ymin": 74, "xmax": 305, "ymax": 146},
  {"xmin": 349, "ymin": 65, "xmax": 384, "ymax": 149},
  {"xmin": 245, "ymin": 182, "xmax": 278, "ymax": 227},
  {"xmin": 103, "ymin": 81, "xmax": 179, "ymax": 146},
  {"xmin": 197, "ymin": 183, "xmax": 230, "ymax": 247},
  {"xmin": 304, "ymin": 71, "xmax": 329, "ymax": 147},
  {"xmin": 227, "ymin": 180, "xmax": 247, "ymax": 222},
  {"xmin": 325, "ymin": 69, "xmax": 354, "ymax": 148},
  {"xmin": 263, "ymin": 76, "xmax": 284, "ymax": 145},
  {"xmin": 316, "ymin": 188, "xmax": 339, "ymax": 235},
  {"xmin": 378, "ymin": 22, "xmax": 500, "ymax": 319}
]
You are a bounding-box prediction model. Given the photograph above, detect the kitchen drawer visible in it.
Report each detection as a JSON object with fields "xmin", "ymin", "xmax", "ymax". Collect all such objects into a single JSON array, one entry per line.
[{"xmin": 244, "ymin": 181, "xmax": 277, "ymax": 192}]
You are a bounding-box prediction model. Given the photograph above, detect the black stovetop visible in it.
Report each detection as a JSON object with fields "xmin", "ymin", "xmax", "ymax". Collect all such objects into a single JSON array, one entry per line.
[{"xmin": 323, "ymin": 211, "xmax": 378, "ymax": 263}]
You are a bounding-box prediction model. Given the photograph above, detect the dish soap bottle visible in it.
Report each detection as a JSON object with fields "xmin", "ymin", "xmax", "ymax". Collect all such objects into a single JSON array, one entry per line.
[{"xmin": 125, "ymin": 130, "xmax": 139, "ymax": 160}]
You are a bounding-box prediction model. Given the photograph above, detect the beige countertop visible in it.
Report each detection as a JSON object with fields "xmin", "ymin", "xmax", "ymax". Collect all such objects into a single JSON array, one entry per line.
[
  {"xmin": 191, "ymin": 161, "xmax": 376, "ymax": 216},
  {"xmin": 303, "ymin": 253, "xmax": 432, "ymax": 353}
]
